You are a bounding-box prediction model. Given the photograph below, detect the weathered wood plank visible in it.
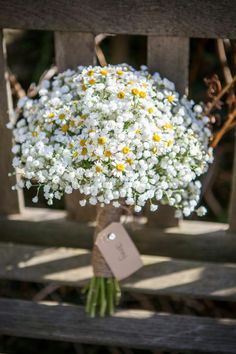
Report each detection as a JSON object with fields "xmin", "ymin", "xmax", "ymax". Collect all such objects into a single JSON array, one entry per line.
[
  {"xmin": 229, "ymin": 131, "xmax": 236, "ymax": 232},
  {"xmin": 0, "ymin": 208, "xmax": 234, "ymax": 262},
  {"xmin": 55, "ymin": 32, "xmax": 96, "ymax": 70},
  {"xmin": 0, "ymin": 1, "xmax": 236, "ymax": 38},
  {"xmin": 145, "ymin": 37, "xmax": 189, "ymax": 227},
  {"xmin": 0, "ymin": 242, "xmax": 236, "ymax": 301},
  {"xmin": 0, "ymin": 298, "xmax": 236, "ymax": 353},
  {"xmin": 148, "ymin": 36, "xmax": 189, "ymax": 94},
  {"xmin": 0, "ymin": 30, "xmax": 24, "ymax": 215},
  {"xmin": 55, "ymin": 32, "xmax": 96, "ymax": 222}
]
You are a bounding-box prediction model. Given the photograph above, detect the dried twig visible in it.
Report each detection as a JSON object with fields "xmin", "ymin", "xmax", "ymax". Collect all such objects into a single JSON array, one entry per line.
[
  {"xmin": 95, "ymin": 33, "xmax": 115, "ymax": 66},
  {"xmin": 33, "ymin": 283, "xmax": 61, "ymax": 301},
  {"xmin": 7, "ymin": 71, "xmax": 26, "ymax": 99},
  {"xmin": 204, "ymin": 76, "xmax": 236, "ymax": 116},
  {"xmin": 27, "ymin": 66, "xmax": 58, "ymax": 98},
  {"xmin": 216, "ymin": 39, "xmax": 233, "ymax": 84},
  {"xmin": 211, "ymin": 108, "xmax": 236, "ymax": 148}
]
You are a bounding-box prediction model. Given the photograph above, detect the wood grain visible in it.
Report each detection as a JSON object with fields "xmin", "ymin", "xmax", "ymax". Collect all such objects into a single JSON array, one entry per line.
[
  {"xmin": 0, "ymin": 298, "xmax": 236, "ymax": 353},
  {"xmin": 0, "ymin": 241, "xmax": 236, "ymax": 301},
  {"xmin": 148, "ymin": 36, "xmax": 189, "ymax": 95},
  {"xmin": 0, "ymin": 30, "xmax": 24, "ymax": 215},
  {"xmin": 55, "ymin": 32, "xmax": 96, "ymax": 221},
  {"xmin": 0, "ymin": 1, "xmax": 236, "ymax": 38},
  {"xmin": 0, "ymin": 208, "xmax": 234, "ymax": 262}
]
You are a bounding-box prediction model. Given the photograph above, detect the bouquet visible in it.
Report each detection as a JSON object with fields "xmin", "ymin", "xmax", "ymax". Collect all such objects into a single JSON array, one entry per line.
[{"xmin": 9, "ymin": 64, "xmax": 213, "ymax": 316}]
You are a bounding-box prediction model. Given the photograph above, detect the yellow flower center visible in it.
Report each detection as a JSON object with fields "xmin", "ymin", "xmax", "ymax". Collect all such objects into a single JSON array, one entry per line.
[
  {"xmin": 116, "ymin": 70, "xmax": 123, "ymax": 75},
  {"xmin": 100, "ymin": 69, "xmax": 108, "ymax": 75},
  {"xmin": 48, "ymin": 113, "xmax": 54, "ymax": 119},
  {"xmin": 139, "ymin": 91, "xmax": 146, "ymax": 98},
  {"xmin": 98, "ymin": 136, "xmax": 106, "ymax": 145},
  {"xmin": 136, "ymin": 129, "xmax": 141, "ymax": 134},
  {"xmin": 167, "ymin": 139, "xmax": 173, "ymax": 146},
  {"xmin": 163, "ymin": 124, "xmax": 173, "ymax": 129},
  {"xmin": 151, "ymin": 146, "xmax": 158, "ymax": 153},
  {"xmin": 131, "ymin": 88, "xmax": 139, "ymax": 95},
  {"xmin": 59, "ymin": 113, "xmax": 66, "ymax": 120},
  {"xmin": 116, "ymin": 163, "xmax": 125, "ymax": 172},
  {"xmin": 126, "ymin": 158, "xmax": 133, "ymax": 165},
  {"xmin": 122, "ymin": 146, "xmax": 130, "ymax": 154},
  {"xmin": 81, "ymin": 147, "xmax": 88, "ymax": 156},
  {"xmin": 142, "ymin": 83, "xmax": 147, "ymax": 88},
  {"xmin": 167, "ymin": 95, "xmax": 174, "ymax": 103},
  {"xmin": 80, "ymin": 139, "xmax": 87, "ymax": 146},
  {"xmin": 32, "ymin": 131, "xmax": 38, "ymax": 137},
  {"xmin": 61, "ymin": 124, "xmax": 69, "ymax": 133},
  {"xmin": 81, "ymin": 115, "xmax": 87, "ymax": 120},
  {"xmin": 148, "ymin": 107, "xmax": 154, "ymax": 114},
  {"xmin": 73, "ymin": 151, "xmax": 78, "ymax": 158},
  {"xmin": 89, "ymin": 79, "xmax": 96, "ymax": 85},
  {"xmin": 69, "ymin": 143, "xmax": 73, "ymax": 149},
  {"xmin": 81, "ymin": 84, "xmax": 87, "ymax": 91},
  {"xmin": 153, "ymin": 133, "xmax": 161, "ymax": 142},
  {"xmin": 96, "ymin": 166, "xmax": 103, "ymax": 173},
  {"xmin": 87, "ymin": 70, "xmax": 94, "ymax": 76},
  {"xmin": 104, "ymin": 150, "xmax": 112, "ymax": 157},
  {"xmin": 117, "ymin": 91, "xmax": 125, "ymax": 99}
]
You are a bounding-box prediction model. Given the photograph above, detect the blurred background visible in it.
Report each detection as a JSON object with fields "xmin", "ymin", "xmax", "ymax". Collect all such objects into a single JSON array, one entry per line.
[{"xmin": 4, "ymin": 30, "xmax": 236, "ymax": 223}]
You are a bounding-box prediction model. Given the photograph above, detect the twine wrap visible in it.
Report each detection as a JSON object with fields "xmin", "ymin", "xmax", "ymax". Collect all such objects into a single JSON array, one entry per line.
[{"xmin": 92, "ymin": 204, "xmax": 123, "ymax": 277}]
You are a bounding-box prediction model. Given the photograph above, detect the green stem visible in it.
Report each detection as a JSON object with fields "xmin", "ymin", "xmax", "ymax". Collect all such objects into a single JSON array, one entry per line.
[
  {"xmin": 85, "ymin": 276, "xmax": 96, "ymax": 314},
  {"xmin": 99, "ymin": 277, "xmax": 107, "ymax": 317},
  {"xmin": 107, "ymin": 278, "xmax": 114, "ymax": 316},
  {"xmin": 81, "ymin": 281, "xmax": 90, "ymax": 295},
  {"xmin": 114, "ymin": 278, "xmax": 121, "ymax": 306},
  {"xmin": 90, "ymin": 277, "xmax": 99, "ymax": 318},
  {"xmin": 84, "ymin": 276, "xmax": 121, "ymax": 317}
]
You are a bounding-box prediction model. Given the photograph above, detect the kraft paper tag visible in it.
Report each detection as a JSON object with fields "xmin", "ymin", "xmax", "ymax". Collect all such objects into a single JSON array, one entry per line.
[{"xmin": 95, "ymin": 222, "xmax": 143, "ymax": 280}]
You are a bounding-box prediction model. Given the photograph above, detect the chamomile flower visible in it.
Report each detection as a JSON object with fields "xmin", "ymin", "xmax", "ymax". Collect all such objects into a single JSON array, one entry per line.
[{"xmin": 10, "ymin": 64, "xmax": 212, "ymax": 216}]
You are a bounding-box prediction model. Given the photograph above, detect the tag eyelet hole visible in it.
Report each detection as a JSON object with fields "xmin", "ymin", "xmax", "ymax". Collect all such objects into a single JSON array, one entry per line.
[{"xmin": 107, "ymin": 232, "xmax": 116, "ymax": 241}]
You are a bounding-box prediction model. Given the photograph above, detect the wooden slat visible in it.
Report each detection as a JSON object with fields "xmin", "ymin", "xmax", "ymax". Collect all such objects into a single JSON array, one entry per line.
[
  {"xmin": 0, "ymin": 1, "xmax": 236, "ymax": 38},
  {"xmin": 148, "ymin": 36, "xmax": 189, "ymax": 94},
  {"xmin": 1, "ymin": 208, "xmax": 235, "ymax": 262},
  {"xmin": 146, "ymin": 37, "xmax": 189, "ymax": 227},
  {"xmin": 1, "ymin": 242, "xmax": 236, "ymax": 301},
  {"xmin": 0, "ymin": 30, "xmax": 24, "ymax": 215},
  {"xmin": 55, "ymin": 32, "xmax": 96, "ymax": 222},
  {"xmin": 55, "ymin": 32, "xmax": 96, "ymax": 71},
  {"xmin": 229, "ymin": 131, "xmax": 236, "ymax": 232},
  {"xmin": 0, "ymin": 298, "xmax": 236, "ymax": 353}
]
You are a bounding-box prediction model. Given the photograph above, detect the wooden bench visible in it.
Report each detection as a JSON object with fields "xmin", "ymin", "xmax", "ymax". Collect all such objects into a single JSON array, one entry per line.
[
  {"xmin": 0, "ymin": 1, "xmax": 236, "ymax": 353},
  {"xmin": 1, "ymin": 298, "xmax": 236, "ymax": 354}
]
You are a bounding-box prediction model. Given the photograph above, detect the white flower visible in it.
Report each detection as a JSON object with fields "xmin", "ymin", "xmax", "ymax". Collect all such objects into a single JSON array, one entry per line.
[
  {"xmin": 65, "ymin": 186, "xmax": 73, "ymax": 194},
  {"xmin": 6, "ymin": 121, "xmax": 14, "ymax": 129},
  {"xmin": 10, "ymin": 64, "xmax": 212, "ymax": 217},
  {"xmin": 134, "ymin": 205, "xmax": 142, "ymax": 213},
  {"xmin": 150, "ymin": 204, "xmax": 158, "ymax": 211},
  {"xmin": 196, "ymin": 206, "xmax": 207, "ymax": 216},
  {"xmin": 32, "ymin": 196, "xmax": 38, "ymax": 203}
]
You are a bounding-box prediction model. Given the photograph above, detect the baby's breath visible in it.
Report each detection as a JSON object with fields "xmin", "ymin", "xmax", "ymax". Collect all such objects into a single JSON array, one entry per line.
[{"xmin": 10, "ymin": 64, "xmax": 213, "ymax": 216}]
